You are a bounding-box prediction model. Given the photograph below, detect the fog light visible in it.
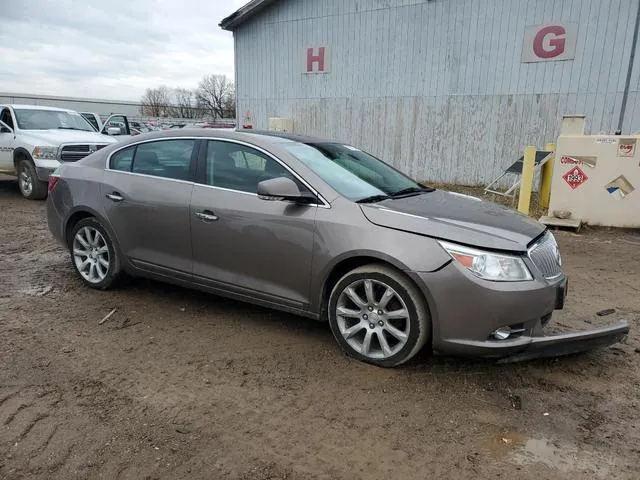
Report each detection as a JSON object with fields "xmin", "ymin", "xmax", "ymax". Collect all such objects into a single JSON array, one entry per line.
[{"xmin": 492, "ymin": 327, "xmax": 512, "ymax": 340}]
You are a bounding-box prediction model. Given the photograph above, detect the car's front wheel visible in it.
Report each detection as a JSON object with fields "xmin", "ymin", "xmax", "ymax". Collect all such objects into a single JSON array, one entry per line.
[
  {"xmin": 17, "ymin": 158, "xmax": 47, "ymax": 200},
  {"xmin": 69, "ymin": 218, "xmax": 121, "ymax": 289},
  {"xmin": 328, "ymin": 264, "xmax": 431, "ymax": 367}
]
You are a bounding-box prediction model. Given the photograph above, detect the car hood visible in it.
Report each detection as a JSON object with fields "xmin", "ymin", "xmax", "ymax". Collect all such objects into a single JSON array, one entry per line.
[
  {"xmin": 20, "ymin": 129, "xmax": 118, "ymax": 146},
  {"xmin": 359, "ymin": 190, "xmax": 546, "ymax": 252}
]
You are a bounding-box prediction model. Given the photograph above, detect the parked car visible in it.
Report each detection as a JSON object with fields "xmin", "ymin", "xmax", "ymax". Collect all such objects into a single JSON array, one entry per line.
[
  {"xmin": 129, "ymin": 121, "xmax": 151, "ymax": 133},
  {"xmin": 0, "ymin": 104, "xmax": 118, "ymax": 199},
  {"xmin": 45, "ymin": 129, "xmax": 629, "ymax": 367}
]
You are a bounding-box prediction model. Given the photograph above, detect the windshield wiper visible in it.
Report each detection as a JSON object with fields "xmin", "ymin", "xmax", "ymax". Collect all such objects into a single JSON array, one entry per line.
[
  {"xmin": 389, "ymin": 186, "xmax": 435, "ymax": 198},
  {"xmin": 57, "ymin": 126, "xmax": 86, "ymax": 131},
  {"xmin": 356, "ymin": 194, "xmax": 390, "ymax": 204}
]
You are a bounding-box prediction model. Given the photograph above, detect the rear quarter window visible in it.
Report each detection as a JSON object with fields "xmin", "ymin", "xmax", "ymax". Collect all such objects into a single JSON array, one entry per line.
[{"xmin": 109, "ymin": 146, "xmax": 135, "ymax": 171}]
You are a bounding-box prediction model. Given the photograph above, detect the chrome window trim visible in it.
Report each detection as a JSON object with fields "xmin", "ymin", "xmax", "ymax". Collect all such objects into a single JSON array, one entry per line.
[
  {"xmin": 105, "ymin": 136, "xmax": 331, "ymax": 208},
  {"xmin": 105, "ymin": 136, "xmax": 199, "ymax": 171}
]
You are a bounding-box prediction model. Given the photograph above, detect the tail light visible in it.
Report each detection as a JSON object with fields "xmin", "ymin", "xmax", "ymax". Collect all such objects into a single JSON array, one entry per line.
[{"xmin": 48, "ymin": 175, "xmax": 60, "ymax": 192}]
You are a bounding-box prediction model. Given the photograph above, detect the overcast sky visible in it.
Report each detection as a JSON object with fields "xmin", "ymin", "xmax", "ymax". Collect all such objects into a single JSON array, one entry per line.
[{"xmin": 0, "ymin": 0, "xmax": 247, "ymax": 101}]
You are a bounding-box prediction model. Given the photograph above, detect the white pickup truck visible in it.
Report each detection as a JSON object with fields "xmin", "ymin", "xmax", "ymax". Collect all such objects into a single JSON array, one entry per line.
[{"xmin": 0, "ymin": 104, "xmax": 129, "ymax": 199}]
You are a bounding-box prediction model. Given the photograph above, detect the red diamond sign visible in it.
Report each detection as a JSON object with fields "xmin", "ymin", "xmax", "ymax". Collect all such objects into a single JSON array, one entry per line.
[{"xmin": 563, "ymin": 166, "xmax": 589, "ymax": 189}]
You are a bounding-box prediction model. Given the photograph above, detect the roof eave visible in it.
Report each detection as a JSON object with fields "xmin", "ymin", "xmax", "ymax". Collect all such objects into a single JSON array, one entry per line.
[{"xmin": 219, "ymin": 0, "xmax": 279, "ymax": 31}]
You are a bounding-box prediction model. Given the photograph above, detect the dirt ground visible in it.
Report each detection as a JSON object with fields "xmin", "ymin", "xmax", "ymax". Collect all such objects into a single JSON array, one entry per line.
[{"xmin": 1, "ymin": 174, "xmax": 639, "ymax": 480}]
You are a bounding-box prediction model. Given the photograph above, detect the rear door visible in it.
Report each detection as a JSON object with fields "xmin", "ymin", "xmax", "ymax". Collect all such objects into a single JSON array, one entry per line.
[
  {"xmin": 190, "ymin": 139, "xmax": 318, "ymax": 308},
  {"xmin": 102, "ymin": 138, "xmax": 198, "ymax": 281}
]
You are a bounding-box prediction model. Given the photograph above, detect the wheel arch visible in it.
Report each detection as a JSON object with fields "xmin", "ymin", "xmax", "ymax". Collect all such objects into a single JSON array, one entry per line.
[
  {"xmin": 64, "ymin": 207, "xmax": 117, "ymax": 250},
  {"xmin": 13, "ymin": 147, "xmax": 32, "ymax": 166},
  {"xmin": 317, "ymin": 251, "xmax": 434, "ymax": 323}
]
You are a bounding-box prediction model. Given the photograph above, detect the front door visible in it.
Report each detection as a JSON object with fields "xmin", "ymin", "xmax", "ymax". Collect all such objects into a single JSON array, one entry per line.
[
  {"xmin": 190, "ymin": 140, "xmax": 317, "ymax": 308},
  {"xmin": 0, "ymin": 108, "xmax": 16, "ymax": 171},
  {"xmin": 102, "ymin": 114, "xmax": 131, "ymax": 139},
  {"xmin": 101, "ymin": 138, "xmax": 198, "ymax": 280}
]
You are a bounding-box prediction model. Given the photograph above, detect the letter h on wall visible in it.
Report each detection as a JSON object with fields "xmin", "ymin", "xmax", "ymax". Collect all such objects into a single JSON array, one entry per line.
[{"xmin": 304, "ymin": 47, "xmax": 330, "ymax": 73}]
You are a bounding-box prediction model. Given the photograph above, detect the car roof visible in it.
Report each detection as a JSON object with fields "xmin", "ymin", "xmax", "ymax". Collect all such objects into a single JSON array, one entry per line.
[
  {"xmin": 3, "ymin": 104, "xmax": 76, "ymax": 113},
  {"xmin": 116, "ymin": 128, "xmax": 339, "ymax": 147}
]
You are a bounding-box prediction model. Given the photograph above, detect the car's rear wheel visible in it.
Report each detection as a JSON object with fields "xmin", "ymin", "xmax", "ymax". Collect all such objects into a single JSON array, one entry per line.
[
  {"xmin": 328, "ymin": 264, "xmax": 431, "ymax": 367},
  {"xmin": 17, "ymin": 159, "xmax": 47, "ymax": 200},
  {"xmin": 70, "ymin": 218, "xmax": 121, "ymax": 289}
]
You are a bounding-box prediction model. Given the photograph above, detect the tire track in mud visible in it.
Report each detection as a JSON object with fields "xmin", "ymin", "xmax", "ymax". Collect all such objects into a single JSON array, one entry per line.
[
  {"xmin": 0, "ymin": 378, "xmax": 196, "ymax": 480},
  {"xmin": 0, "ymin": 385, "xmax": 80, "ymax": 479}
]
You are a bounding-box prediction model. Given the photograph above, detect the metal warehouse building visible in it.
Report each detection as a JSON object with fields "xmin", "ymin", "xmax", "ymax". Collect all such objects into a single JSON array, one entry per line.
[
  {"xmin": 221, "ymin": 0, "xmax": 640, "ymax": 185},
  {"xmin": 0, "ymin": 92, "xmax": 142, "ymax": 118}
]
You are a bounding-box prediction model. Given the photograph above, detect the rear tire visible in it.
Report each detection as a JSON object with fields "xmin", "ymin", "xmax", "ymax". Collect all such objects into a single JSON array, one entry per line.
[
  {"xmin": 328, "ymin": 264, "xmax": 431, "ymax": 368},
  {"xmin": 17, "ymin": 158, "xmax": 47, "ymax": 200},
  {"xmin": 69, "ymin": 218, "xmax": 121, "ymax": 290}
]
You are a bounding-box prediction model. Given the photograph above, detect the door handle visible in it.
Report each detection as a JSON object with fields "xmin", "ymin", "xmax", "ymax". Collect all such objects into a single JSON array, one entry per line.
[
  {"xmin": 106, "ymin": 192, "xmax": 124, "ymax": 202},
  {"xmin": 195, "ymin": 210, "xmax": 218, "ymax": 222}
]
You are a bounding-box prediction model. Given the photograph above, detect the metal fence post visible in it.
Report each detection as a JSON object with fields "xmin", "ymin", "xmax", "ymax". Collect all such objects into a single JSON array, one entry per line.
[
  {"xmin": 517, "ymin": 146, "xmax": 536, "ymax": 215},
  {"xmin": 539, "ymin": 143, "xmax": 556, "ymax": 210}
]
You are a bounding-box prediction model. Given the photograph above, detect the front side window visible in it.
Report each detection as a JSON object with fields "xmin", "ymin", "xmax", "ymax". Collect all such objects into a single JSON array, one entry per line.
[
  {"xmin": 204, "ymin": 141, "xmax": 294, "ymax": 194},
  {"xmin": 13, "ymin": 109, "xmax": 95, "ymax": 131},
  {"xmin": 109, "ymin": 140, "xmax": 195, "ymax": 181},
  {"xmin": 0, "ymin": 108, "xmax": 14, "ymax": 129},
  {"xmin": 283, "ymin": 143, "xmax": 421, "ymax": 201}
]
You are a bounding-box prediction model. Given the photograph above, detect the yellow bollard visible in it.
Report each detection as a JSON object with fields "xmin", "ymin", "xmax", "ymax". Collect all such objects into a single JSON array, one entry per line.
[
  {"xmin": 539, "ymin": 143, "xmax": 555, "ymax": 209},
  {"xmin": 517, "ymin": 146, "xmax": 536, "ymax": 215}
]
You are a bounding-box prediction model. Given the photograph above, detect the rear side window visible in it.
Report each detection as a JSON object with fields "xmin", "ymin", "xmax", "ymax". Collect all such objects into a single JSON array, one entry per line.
[
  {"xmin": 110, "ymin": 146, "xmax": 135, "ymax": 171},
  {"xmin": 109, "ymin": 140, "xmax": 196, "ymax": 181}
]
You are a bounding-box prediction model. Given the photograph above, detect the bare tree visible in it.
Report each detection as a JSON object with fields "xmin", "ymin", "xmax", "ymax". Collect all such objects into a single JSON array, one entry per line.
[
  {"xmin": 222, "ymin": 88, "xmax": 236, "ymax": 119},
  {"xmin": 140, "ymin": 86, "xmax": 170, "ymax": 117},
  {"xmin": 196, "ymin": 75, "xmax": 234, "ymax": 120},
  {"xmin": 172, "ymin": 88, "xmax": 196, "ymax": 119}
]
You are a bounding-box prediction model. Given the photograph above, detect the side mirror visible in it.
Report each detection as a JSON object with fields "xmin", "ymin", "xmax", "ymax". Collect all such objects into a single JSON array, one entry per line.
[
  {"xmin": 257, "ymin": 177, "xmax": 316, "ymax": 203},
  {"xmin": 0, "ymin": 125, "xmax": 12, "ymax": 134},
  {"xmin": 105, "ymin": 126, "xmax": 122, "ymax": 135}
]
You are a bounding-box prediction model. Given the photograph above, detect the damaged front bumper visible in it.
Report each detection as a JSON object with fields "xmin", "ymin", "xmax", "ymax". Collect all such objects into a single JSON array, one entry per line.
[
  {"xmin": 433, "ymin": 320, "xmax": 630, "ymax": 362},
  {"xmin": 496, "ymin": 320, "xmax": 630, "ymax": 363},
  {"xmin": 414, "ymin": 264, "xmax": 631, "ymax": 362}
]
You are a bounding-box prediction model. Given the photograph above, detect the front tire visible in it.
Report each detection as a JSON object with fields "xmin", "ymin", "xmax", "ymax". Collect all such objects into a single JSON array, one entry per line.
[
  {"xmin": 17, "ymin": 158, "xmax": 48, "ymax": 200},
  {"xmin": 69, "ymin": 218, "xmax": 121, "ymax": 289},
  {"xmin": 328, "ymin": 264, "xmax": 431, "ymax": 368}
]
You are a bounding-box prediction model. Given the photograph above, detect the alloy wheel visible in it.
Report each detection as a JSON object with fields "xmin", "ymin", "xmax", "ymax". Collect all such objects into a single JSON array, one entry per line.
[
  {"xmin": 73, "ymin": 226, "xmax": 110, "ymax": 284},
  {"xmin": 335, "ymin": 279, "xmax": 411, "ymax": 360},
  {"xmin": 18, "ymin": 168, "xmax": 33, "ymax": 197}
]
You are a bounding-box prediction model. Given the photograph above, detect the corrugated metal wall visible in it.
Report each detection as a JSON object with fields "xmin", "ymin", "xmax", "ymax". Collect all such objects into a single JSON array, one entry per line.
[{"xmin": 234, "ymin": 0, "xmax": 640, "ymax": 185}]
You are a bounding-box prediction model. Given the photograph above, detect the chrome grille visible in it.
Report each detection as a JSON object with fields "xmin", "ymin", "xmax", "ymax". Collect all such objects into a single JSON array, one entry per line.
[
  {"xmin": 60, "ymin": 144, "xmax": 108, "ymax": 162},
  {"xmin": 528, "ymin": 232, "xmax": 562, "ymax": 279}
]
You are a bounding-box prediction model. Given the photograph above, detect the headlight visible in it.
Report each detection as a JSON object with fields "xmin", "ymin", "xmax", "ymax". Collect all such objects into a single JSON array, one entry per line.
[
  {"xmin": 438, "ymin": 240, "xmax": 533, "ymax": 282},
  {"xmin": 32, "ymin": 146, "xmax": 59, "ymax": 160}
]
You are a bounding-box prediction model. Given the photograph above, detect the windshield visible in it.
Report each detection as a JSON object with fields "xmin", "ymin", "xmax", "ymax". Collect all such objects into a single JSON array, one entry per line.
[
  {"xmin": 14, "ymin": 109, "xmax": 95, "ymax": 131},
  {"xmin": 283, "ymin": 142, "xmax": 423, "ymax": 200}
]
